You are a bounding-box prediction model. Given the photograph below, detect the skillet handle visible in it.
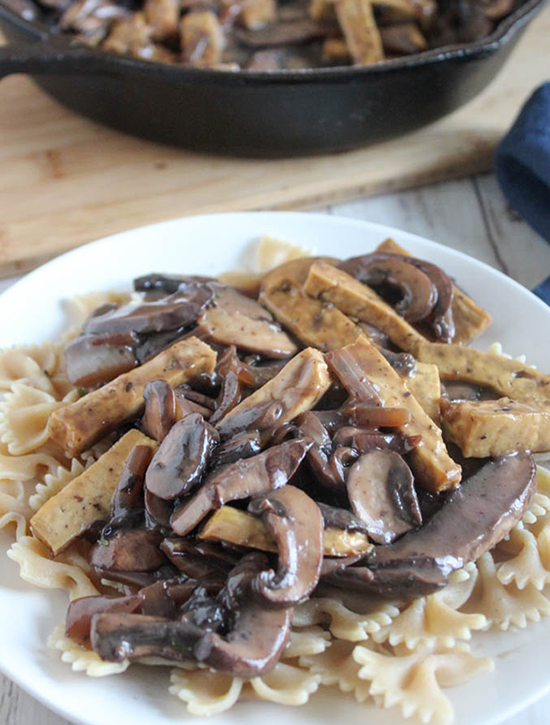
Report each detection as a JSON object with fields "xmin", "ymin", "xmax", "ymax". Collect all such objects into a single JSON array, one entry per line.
[{"xmin": 0, "ymin": 41, "xmax": 102, "ymax": 79}]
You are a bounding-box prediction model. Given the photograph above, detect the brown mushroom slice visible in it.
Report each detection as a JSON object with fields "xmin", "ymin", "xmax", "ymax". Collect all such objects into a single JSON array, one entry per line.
[
  {"xmin": 303, "ymin": 261, "xmax": 426, "ymax": 354},
  {"xmin": 134, "ymin": 273, "xmax": 215, "ymax": 295},
  {"xmin": 170, "ymin": 438, "xmax": 312, "ymax": 536},
  {"xmin": 235, "ymin": 18, "xmax": 328, "ymax": 46},
  {"xmin": 417, "ymin": 342, "xmax": 550, "ymax": 404},
  {"xmin": 199, "ymin": 504, "xmax": 372, "ymax": 556},
  {"xmin": 144, "ymin": 488, "xmax": 173, "ymax": 529},
  {"xmin": 109, "ymin": 444, "xmax": 154, "ymax": 528},
  {"xmin": 142, "ymin": 380, "xmax": 177, "ymax": 442},
  {"xmin": 194, "ymin": 553, "xmax": 293, "ymax": 678},
  {"xmin": 327, "ymin": 338, "xmax": 461, "ymax": 493},
  {"xmin": 181, "ymin": 10, "xmax": 225, "ymax": 66},
  {"xmin": 90, "ymin": 530, "xmax": 165, "ymax": 572},
  {"xmin": 91, "ymin": 612, "xmax": 202, "ymax": 662},
  {"xmin": 66, "ymin": 594, "xmax": 143, "ymax": 647},
  {"xmin": 247, "ymin": 486, "xmax": 323, "ymax": 606},
  {"xmin": 64, "ymin": 333, "xmax": 138, "ymax": 388},
  {"xmin": 333, "ymin": 427, "xmax": 421, "ymax": 456},
  {"xmin": 376, "ymin": 238, "xmax": 492, "ymax": 344},
  {"xmin": 49, "ymin": 337, "xmax": 216, "ymax": 455},
  {"xmin": 346, "ymin": 449, "xmax": 421, "ymax": 544},
  {"xmin": 335, "ymin": 0, "xmax": 384, "ymax": 64},
  {"xmin": 340, "ymin": 253, "xmax": 438, "ymax": 323},
  {"xmin": 295, "ymin": 411, "xmax": 342, "ymax": 491},
  {"xmin": 145, "ymin": 413, "xmax": 219, "ymax": 501},
  {"xmin": 161, "ymin": 538, "xmax": 239, "ymax": 578},
  {"xmin": 441, "ymin": 397, "xmax": 550, "ymax": 458},
  {"xmin": 259, "ymin": 257, "xmax": 362, "ymax": 352},
  {"xmin": 327, "ymin": 452, "xmax": 537, "ymax": 597},
  {"xmin": 211, "ymin": 431, "xmax": 262, "ymax": 467},
  {"xmin": 217, "ymin": 347, "xmax": 331, "ymax": 440},
  {"xmin": 380, "ymin": 23, "xmax": 427, "ymax": 54}
]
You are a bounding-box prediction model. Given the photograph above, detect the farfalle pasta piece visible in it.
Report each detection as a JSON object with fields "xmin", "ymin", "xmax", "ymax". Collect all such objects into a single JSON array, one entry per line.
[
  {"xmin": 353, "ymin": 644, "xmax": 493, "ymax": 725},
  {"xmin": 249, "ymin": 663, "xmax": 321, "ymax": 705},
  {"xmin": 0, "ymin": 343, "xmax": 59, "ymax": 395},
  {"xmin": 293, "ymin": 596, "xmax": 399, "ymax": 641},
  {"xmin": 48, "ymin": 624, "xmax": 130, "ymax": 677},
  {"xmin": 464, "ymin": 552, "xmax": 550, "ymax": 629},
  {"xmin": 372, "ymin": 564, "xmax": 487, "ymax": 649},
  {"xmin": 7, "ymin": 535, "xmax": 99, "ymax": 600},
  {"xmin": 300, "ymin": 639, "xmax": 372, "ymax": 702},
  {"xmin": 169, "ymin": 667, "xmax": 244, "ymax": 715},
  {"xmin": 523, "ymin": 468, "xmax": 550, "ymax": 525},
  {"xmin": 496, "ymin": 523, "xmax": 550, "ymax": 591},
  {"xmin": 0, "ymin": 384, "xmax": 63, "ymax": 455},
  {"xmin": 0, "ymin": 450, "xmax": 65, "ymax": 484},
  {"xmin": 30, "ymin": 457, "xmax": 88, "ymax": 511},
  {"xmin": 0, "ymin": 480, "xmax": 30, "ymax": 539},
  {"xmin": 284, "ymin": 627, "xmax": 332, "ymax": 658}
]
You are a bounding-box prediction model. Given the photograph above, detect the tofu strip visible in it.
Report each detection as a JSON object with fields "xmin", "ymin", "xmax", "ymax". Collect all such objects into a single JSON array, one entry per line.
[
  {"xmin": 49, "ymin": 337, "xmax": 216, "ymax": 455},
  {"xmin": 217, "ymin": 347, "xmax": 332, "ymax": 439},
  {"xmin": 405, "ymin": 362, "xmax": 441, "ymax": 423},
  {"xmin": 30, "ymin": 430, "xmax": 157, "ymax": 554},
  {"xmin": 260, "ymin": 257, "xmax": 362, "ymax": 352},
  {"xmin": 326, "ymin": 337, "xmax": 461, "ymax": 493},
  {"xmin": 335, "ymin": 0, "xmax": 384, "ymax": 65},
  {"xmin": 417, "ymin": 342, "xmax": 550, "ymax": 403},
  {"xmin": 376, "ymin": 238, "xmax": 492, "ymax": 344},
  {"xmin": 199, "ymin": 505, "xmax": 372, "ymax": 557},
  {"xmin": 303, "ymin": 260, "xmax": 426, "ymax": 354},
  {"xmin": 441, "ymin": 397, "xmax": 550, "ymax": 457}
]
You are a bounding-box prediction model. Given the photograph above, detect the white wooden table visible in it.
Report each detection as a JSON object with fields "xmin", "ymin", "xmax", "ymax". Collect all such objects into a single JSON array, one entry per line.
[{"xmin": 1, "ymin": 173, "xmax": 549, "ymax": 725}]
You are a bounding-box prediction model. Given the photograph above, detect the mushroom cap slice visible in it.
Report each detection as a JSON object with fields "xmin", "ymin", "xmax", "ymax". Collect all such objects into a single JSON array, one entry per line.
[
  {"xmin": 326, "ymin": 452, "xmax": 537, "ymax": 597},
  {"xmin": 194, "ymin": 553, "xmax": 293, "ymax": 678},
  {"xmin": 346, "ymin": 449, "xmax": 422, "ymax": 544},
  {"xmin": 248, "ymin": 485, "xmax": 324, "ymax": 607},
  {"xmin": 170, "ymin": 438, "xmax": 312, "ymax": 536},
  {"xmin": 110, "ymin": 444, "xmax": 154, "ymax": 524},
  {"xmin": 340, "ymin": 253, "xmax": 437, "ymax": 323},
  {"xmin": 66, "ymin": 594, "xmax": 143, "ymax": 647},
  {"xmin": 90, "ymin": 530, "xmax": 165, "ymax": 572},
  {"xmin": 142, "ymin": 380, "xmax": 177, "ymax": 442},
  {"xmin": 145, "ymin": 413, "xmax": 219, "ymax": 501}
]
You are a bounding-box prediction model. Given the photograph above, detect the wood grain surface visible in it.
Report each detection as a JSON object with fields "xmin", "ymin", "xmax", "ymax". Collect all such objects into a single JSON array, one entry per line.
[{"xmin": 0, "ymin": 4, "xmax": 549, "ymax": 278}]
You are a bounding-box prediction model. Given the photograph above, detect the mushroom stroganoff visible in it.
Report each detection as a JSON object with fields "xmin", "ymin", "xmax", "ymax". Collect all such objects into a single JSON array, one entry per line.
[{"xmin": 2, "ymin": 236, "xmax": 550, "ymax": 725}]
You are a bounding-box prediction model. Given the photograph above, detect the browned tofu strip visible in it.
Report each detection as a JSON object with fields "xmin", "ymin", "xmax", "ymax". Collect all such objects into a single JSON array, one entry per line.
[
  {"xmin": 31, "ymin": 430, "xmax": 157, "ymax": 555},
  {"xmin": 405, "ymin": 362, "xmax": 441, "ymax": 423},
  {"xmin": 181, "ymin": 10, "xmax": 224, "ymax": 66},
  {"xmin": 441, "ymin": 397, "xmax": 550, "ymax": 458},
  {"xmin": 376, "ymin": 238, "xmax": 492, "ymax": 344},
  {"xmin": 218, "ymin": 347, "xmax": 332, "ymax": 438},
  {"xmin": 335, "ymin": 0, "xmax": 384, "ymax": 65},
  {"xmin": 144, "ymin": 0, "xmax": 179, "ymax": 39},
  {"xmin": 260, "ymin": 257, "xmax": 362, "ymax": 352},
  {"xmin": 417, "ymin": 342, "xmax": 550, "ymax": 403},
  {"xmin": 199, "ymin": 505, "xmax": 372, "ymax": 557},
  {"xmin": 303, "ymin": 260, "xmax": 426, "ymax": 354},
  {"xmin": 326, "ymin": 337, "xmax": 461, "ymax": 493},
  {"xmin": 48, "ymin": 337, "xmax": 216, "ymax": 455}
]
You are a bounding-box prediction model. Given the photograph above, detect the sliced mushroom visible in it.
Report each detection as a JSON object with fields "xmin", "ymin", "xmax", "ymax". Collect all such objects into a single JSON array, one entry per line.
[
  {"xmin": 106, "ymin": 444, "xmax": 154, "ymax": 532},
  {"xmin": 326, "ymin": 452, "xmax": 537, "ymax": 597},
  {"xmin": 92, "ymin": 565, "xmax": 181, "ymax": 591},
  {"xmin": 91, "ymin": 612, "xmax": 202, "ymax": 662},
  {"xmin": 64, "ymin": 332, "xmax": 138, "ymax": 388},
  {"xmin": 66, "ymin": 594, "xmax": 143, "ymax": 647},
  {"xmin": 133, "ymin": 273, "xmax": 214, "ymax": 295},
  {"xmin": 346, "ymin": 449, "xmax": 422, "ymax": 544},
  {"xmin": 144, "ymin": 488, "xmax": 173, "ymax": 529},
  {"xmin": 84, "ymin": 283, "xmax": 213, "ymax": 336},
  {"xmin": 211, "ymin": 431, "xmax": 262, "ymax": 468},
  {"xmin": 161, "ymin": 538, "xmax": 238, "ymax": 578},
  {"xmin": 170, "ymin": 438, "xmax": 312, "ymax": 536},
  {"xmin": 145, "ymin": 413, "xmax": 219, "ymax": 500},
  {"xmin": 340, "ymin": 253, "xmax": 437, "ymax": 323},
  {"xmin": 142, "ymin": 380, "xmax": 177, "ymax": 442},
  {"xmin": 333, "ymin": 427, "xmax": 421, "ymax": 456},
  {"xmin": 295, "ymin": 411, "xmax": 342, "ymax": 491},
  {"xmin": 248, "ymin": 486, "xmax": 324, "ymax": 606},
  {"xmin": 194, "ymin": 553, "xmax": 293, "ymax": 678},
  {"xmin": 139, "ymin": 581, "xmax": 177, "ymax": 618},
  {"xmin": 235, "ymin": 18, "xmax": 328, "ymax": 47},
  {"xmin": 197, "ymin": 285, "xmax": 298, "ymax": 359},
  {"xmin": 90, "ymin": 530, "xmax": 164, "ymax": 572}
]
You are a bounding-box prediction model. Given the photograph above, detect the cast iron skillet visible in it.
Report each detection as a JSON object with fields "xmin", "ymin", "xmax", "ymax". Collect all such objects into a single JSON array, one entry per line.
[{"xmin": 0, "ymin": 0, "xmax": 546, "ymax": 156}]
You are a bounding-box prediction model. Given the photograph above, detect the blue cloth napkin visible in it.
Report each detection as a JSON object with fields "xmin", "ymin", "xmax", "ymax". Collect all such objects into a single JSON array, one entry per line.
[{"xmin": 495, "ymin": 83, "xmax": 550, "ymax": 304}]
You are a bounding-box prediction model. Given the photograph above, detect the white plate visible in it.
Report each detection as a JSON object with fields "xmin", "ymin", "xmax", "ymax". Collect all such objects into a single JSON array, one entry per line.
[{"xmin": 0, "ymin": 212, "xmax": 549, "ymax": 725}]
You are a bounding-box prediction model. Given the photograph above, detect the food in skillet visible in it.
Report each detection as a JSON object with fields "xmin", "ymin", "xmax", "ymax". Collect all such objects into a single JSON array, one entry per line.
[
  {"xmin": 8, "ymin": 0, "xmax": 519, "ymax": 70},
  {"xmin": 1, "ymin": 237, "xmax": 550, "ymax": 724}
]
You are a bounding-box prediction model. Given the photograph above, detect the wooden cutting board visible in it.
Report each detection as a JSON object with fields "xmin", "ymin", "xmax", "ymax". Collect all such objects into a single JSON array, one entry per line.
[{"xmin": 0, "ymin": 5, "xmax": 549, "ymax": 278}]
